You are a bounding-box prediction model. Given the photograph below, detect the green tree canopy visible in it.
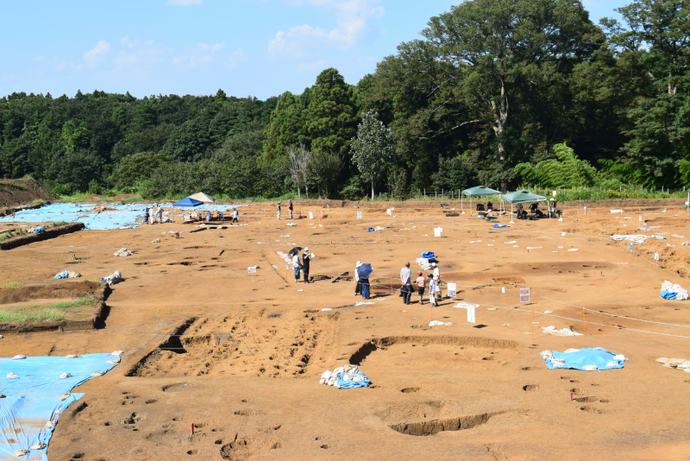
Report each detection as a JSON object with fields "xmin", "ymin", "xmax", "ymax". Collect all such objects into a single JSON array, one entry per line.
[{"xmin": 350, "ymin": 110, "xmax": 395, "ymax": 199}]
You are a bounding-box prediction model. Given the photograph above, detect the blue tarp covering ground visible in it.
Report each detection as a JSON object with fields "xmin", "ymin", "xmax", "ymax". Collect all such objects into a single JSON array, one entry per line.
[
  {"xmin": 0, "ymin": 203, "xmax": 245, "ymax": 231},
  {"xmin": 336, "ymin": 372, "xmax": 371, "ymax": 389},
  {"xmin": 541, "ymin": 347, "xmax": 627, "ymax": 371},
  {"xmin": 0, "ymin": 353, "xmax": 120, "ymax": 460}
]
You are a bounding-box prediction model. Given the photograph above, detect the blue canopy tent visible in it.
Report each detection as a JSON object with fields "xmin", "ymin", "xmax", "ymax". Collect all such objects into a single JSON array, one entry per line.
[
  {"xmin": 173, "ymin": 197, "xmax": 204, "ymax": 223},
  {"xmin": 173, "ymin": 197, "xmax": 204, "ymax": 208}
]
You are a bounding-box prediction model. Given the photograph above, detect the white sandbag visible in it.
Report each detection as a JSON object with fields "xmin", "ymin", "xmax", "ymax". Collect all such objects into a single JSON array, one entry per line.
[
  {"xmin": 59, "ymin": 393, "xmax": 71, "ymax": 401},
  {"xmin": 13, "ymin": 354, "xmax": 26, "ymax": 360},
  {"xmin": 29, "ymin": 441, "xmax": 46, "ymax": 450},
  {"xmin": 114, "ymin": 247, "xmax": 134, "ymax": 257},
  {"xmin": 7, "ymin": 373, "xmax": 18, "ymax": 379},
  {"xmin": 59, "ymin": 372, "xmax": 71, "ymax": 379},
  {"xmin": 611, "ymin": 234, "xmax": 648, "ymax": 244}
]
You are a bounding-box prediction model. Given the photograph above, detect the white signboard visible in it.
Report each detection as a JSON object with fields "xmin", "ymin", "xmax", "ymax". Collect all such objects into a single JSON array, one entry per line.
[
  {"xmin": 248, "ymin": 266, "xmax": 257, "ymax": 273},
  {"xmin": 357, "ymin": 211, "xmax": 362, "ymax": 219},
  {"xmin": 467, "ymin": 305, "xmax": 476, "ymax": 323},
  {"xmin": 654, "ymin": 252, "xmax": 660, "ymax": 261},
  {"xmin": 447, "ymin": 283, "xmax": 456, "ymax": 298},
  {"xmin": 434, "ymin": 227, "xmax": 443, "ymax": 237},
  {"xmin": 309, "ymin": 212, "xmax": 314, "ymax": 219},
  {"xmin": 520, "ymin": 287, "xmax": 530, "ymax": 303}
]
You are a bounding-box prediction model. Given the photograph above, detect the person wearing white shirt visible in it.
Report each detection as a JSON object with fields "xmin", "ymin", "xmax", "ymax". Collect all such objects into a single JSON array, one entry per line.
[
  {"xmin": 292, "ymin": 253, "xmax": 301, "ymax": 282},
  {"xmin": 400, "ymin": 262, "xmax": 412, "ymax": 305},
  {"xmin": 432, "ymin": 262, "xmax": 442, "ymax": 299}
]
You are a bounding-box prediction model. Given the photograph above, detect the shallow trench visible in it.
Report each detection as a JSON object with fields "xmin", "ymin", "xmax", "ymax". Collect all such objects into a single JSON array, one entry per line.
[{"xmin": 389, "ymin": 411, "xmax": 505, "ymax": 436}]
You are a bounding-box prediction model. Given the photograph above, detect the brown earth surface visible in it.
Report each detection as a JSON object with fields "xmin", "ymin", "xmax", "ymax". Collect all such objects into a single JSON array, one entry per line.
[
  {"xmin": 0, "ymin": 178, "xmax": 59, "ymax": 210},
  {"xmin": 1, "ymin": 201, "xmax": 690, "ymax": 460}
]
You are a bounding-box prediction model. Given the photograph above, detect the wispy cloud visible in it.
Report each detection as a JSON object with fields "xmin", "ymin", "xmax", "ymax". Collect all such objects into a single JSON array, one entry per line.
[
  {"xmin": 167, "ymin": 0, "xmax": 202, "ymax": 5},
  {"xmin": 84, "ymin": 40, "xmax": 111, "ymax": 68},
  {"xmin": 268, "ymin": 0, "xmax": 384, "ymax": 58}
]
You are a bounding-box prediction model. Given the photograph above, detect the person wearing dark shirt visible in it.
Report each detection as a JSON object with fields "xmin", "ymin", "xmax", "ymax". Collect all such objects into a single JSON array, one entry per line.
[{"xmin": 302, "ymin": 248, "xmax": 311, "ymax": 283}]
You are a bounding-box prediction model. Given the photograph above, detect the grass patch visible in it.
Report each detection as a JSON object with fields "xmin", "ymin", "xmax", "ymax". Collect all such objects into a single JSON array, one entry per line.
[
  {"xmin": 0, "ymin": 308, "xmax": 64, "ymax": 323},
  {"xmin": 2, "ymin": 282, "xmax": 20, "ymax": 289},
  {"xmin": 48, "ymin": 296, "xmax": 97, "ymax": 309}
]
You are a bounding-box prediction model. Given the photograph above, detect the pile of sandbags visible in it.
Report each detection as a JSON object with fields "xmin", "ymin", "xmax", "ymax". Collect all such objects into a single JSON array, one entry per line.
[
  {"xmin": 657, "ymin": 357, "xmax": 690, "ymax": 372},
  {"xmin": 113, "ymin": 248, "xmax": 134, "ymax": 257},
  {"xmin": 660, "ymin": 280, "xmax": 689, "ymax": 300},
  {"xmin": 319, "ymin": 364, "xmax": 370, "ymax": 389},
  {"xmin": 54, "ymin": 270, "xmax": 81, "ymax": 279},
  {"xmin": 101, "ymin": 271, "xmax": 123, "ymax": 286},
  {"xmin": 416, "ymin": 258, "xmax": 433, "ymax": 270}
]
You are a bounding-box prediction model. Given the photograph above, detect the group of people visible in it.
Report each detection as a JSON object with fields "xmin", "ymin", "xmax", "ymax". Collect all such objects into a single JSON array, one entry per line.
[
  {"xmin": 516, "ymin": 199, "xmax": 558, "ymax": 219},
  {"xmin": 292, "ymin": 250, "xmax": 444, "ymax": 306},
  {"xmin": 143, "ymin": 206, "xmax": 164, "ymax": 224},
  {"xmin": 292, "ymin": 247, "xmax": 312, "ymax": 283},
  {"xmin": 476, "ymin": 201, "xmax": 494, "ymax": 212},
  {"xmin": 399, "ymin": 261, "xmax": 442, "ymax": 306},
  {"xmin": 277, "ymin": 199, "xmax": 295, "ymax": 220}
]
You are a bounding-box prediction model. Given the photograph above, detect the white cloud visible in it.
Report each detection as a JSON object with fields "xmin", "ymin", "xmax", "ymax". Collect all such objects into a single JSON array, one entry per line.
[
  {"xmin": 268, "ymin": 25, "xmax": 328, "ymax": 57},
  {"xmin": 226, "ymin": 49, "xmax": 248, "ymax": 67},
  {"xmin": 84, "ymin": 40, "xmax": 111, "ymax": 68},
  {"xmin": 167, "ymin": 0, "xmax": 202, "ymax": 5},
  {"xmin": 269, "ymin": 0, "xmax": 384, "ymax": 58}
]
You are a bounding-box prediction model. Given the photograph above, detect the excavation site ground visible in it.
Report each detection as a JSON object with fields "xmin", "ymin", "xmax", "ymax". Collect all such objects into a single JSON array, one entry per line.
[{"xmin": 1, "ymin": 199, "xmax": 690, "ymax": 460}]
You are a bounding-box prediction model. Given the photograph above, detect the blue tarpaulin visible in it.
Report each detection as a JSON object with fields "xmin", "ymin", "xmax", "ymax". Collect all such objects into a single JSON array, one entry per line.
[
  {"xmin": 0, "ymin": 353, "xmax": 120, "ymax": 460},
  {"xmin": 0, "ymin": 203, "xmax": 246, "ymax": 231},
  {"xmin": 661, "ymin": 290, "xmax": 677, "ymax": 300},
  {"xmin": 336, "ymin": 372, "xmax": 371, "ymax": 389},
  {"xmin": 541, "ymin": 347, "xmax": 627, "ymax": 371}
]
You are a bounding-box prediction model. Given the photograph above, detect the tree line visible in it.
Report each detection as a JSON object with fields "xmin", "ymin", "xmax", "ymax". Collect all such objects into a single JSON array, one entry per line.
[{"xmin": 1, "ymin": 0, "xmax": 689, "ymax": 200}]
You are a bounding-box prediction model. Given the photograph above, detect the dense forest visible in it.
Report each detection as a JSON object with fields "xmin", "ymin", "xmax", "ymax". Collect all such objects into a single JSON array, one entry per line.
[{"xmin": 1, "ymin": 0, "xmax": 689, "ymax": 200}]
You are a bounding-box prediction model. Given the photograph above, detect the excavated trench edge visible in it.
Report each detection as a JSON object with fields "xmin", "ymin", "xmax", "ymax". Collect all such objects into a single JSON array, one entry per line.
[
  {"xmin": 389, "ymin": 411, "xmax": 505, "ymax": 436},
  {"xmin": 349, "ymin": 336, "xmax": 520, "ymax": 365}
]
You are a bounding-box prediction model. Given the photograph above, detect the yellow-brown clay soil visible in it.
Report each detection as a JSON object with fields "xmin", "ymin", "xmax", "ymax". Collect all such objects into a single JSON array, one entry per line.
[{"xmin": 1, "ymin": 201, "xmax": 690, "ymax": 460}]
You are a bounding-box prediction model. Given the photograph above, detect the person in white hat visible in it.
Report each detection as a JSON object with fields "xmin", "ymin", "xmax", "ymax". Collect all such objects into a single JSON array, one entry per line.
[
  {"xmin": 431, "ymin": 262, "xmax": 442, "ymax": 300},
  {"xmin": 354, "ymin": 261, "xmax": 362, "ymax": 296},
  {"xmin": 302, "ymin": 247, "xmax": 312, "ymax": 283},
  {"xmin": 550, "ymin": 198, "xmax": 557, "ymax": 218}
]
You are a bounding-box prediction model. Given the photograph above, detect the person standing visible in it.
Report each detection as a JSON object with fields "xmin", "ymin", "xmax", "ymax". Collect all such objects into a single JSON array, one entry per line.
[
  {"xmin": 292, "ymin": 252, "xmax": 301, "ymax": 282},
  {"xmin": 156, "ymin": 206, "xmax": 163, "ymax": 224},
  {"xmin": 143, "ymin": 207, "xmax": 150, "ymax": 225},
  {"xmin": 431, "ymin": 262, "xmax": 442, "ymax": 300},
  {"xmin": 231, "ymin": 208, "xmax": 239, "ymax": 224},
  {"xmin": 277, "ymin": 201, "xmax": 281, "ymax": 220},
  {"xmin": 360, "ymin": 267, "xmax": 370, "ymax": 299},
  {"xmin": 429, "ymin": 276, "xmax": 438, "ymax": 306},
  {"xmin": 415, "ymin": 271, "xmax": 426, "ymax": 305},
  {"xmin": 288, "ymin": 199, "xmax": 294, "ymax": 220},
  {"xmin": 302, "ymin": 247, "xmax": 311, "ymax": 283},
  {"xmin": 354, "ymin": 261, "xmax": 362, "ymax": 296},
  {"xmin": 400, "ymin": 262, "xmax": 412, "ymax": 305}
]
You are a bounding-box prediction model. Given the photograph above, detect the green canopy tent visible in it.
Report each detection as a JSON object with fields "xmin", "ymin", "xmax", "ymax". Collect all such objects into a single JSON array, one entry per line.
[
  {"xmin": 501, "ymin": 189, "xmax": 549, "ymax": 223},
  {"xmin": 462, "ymin": 186, "xmax": 502, "ymax": 215}
]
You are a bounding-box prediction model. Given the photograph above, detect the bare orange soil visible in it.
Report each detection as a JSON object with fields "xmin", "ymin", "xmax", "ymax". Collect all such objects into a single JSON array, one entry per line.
[{"xmin": 1, "ymin": 201, "xmax": 690, "ymax": 460}]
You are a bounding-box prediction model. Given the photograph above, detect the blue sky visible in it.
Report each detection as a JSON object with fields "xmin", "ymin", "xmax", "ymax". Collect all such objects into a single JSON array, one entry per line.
[{"xmin": 0, "ymin": 0, "xmax": 630, "ymax": 100}]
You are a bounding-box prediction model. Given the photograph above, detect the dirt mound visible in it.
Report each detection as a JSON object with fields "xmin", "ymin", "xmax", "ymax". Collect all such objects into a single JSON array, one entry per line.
[
  {"xmin": 0, "ymin": 178, "xmax": 59, "ymax": 210},
  {"xmin": 0, "ymin": 280, "xmax": 103, "ymax": 305}
]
